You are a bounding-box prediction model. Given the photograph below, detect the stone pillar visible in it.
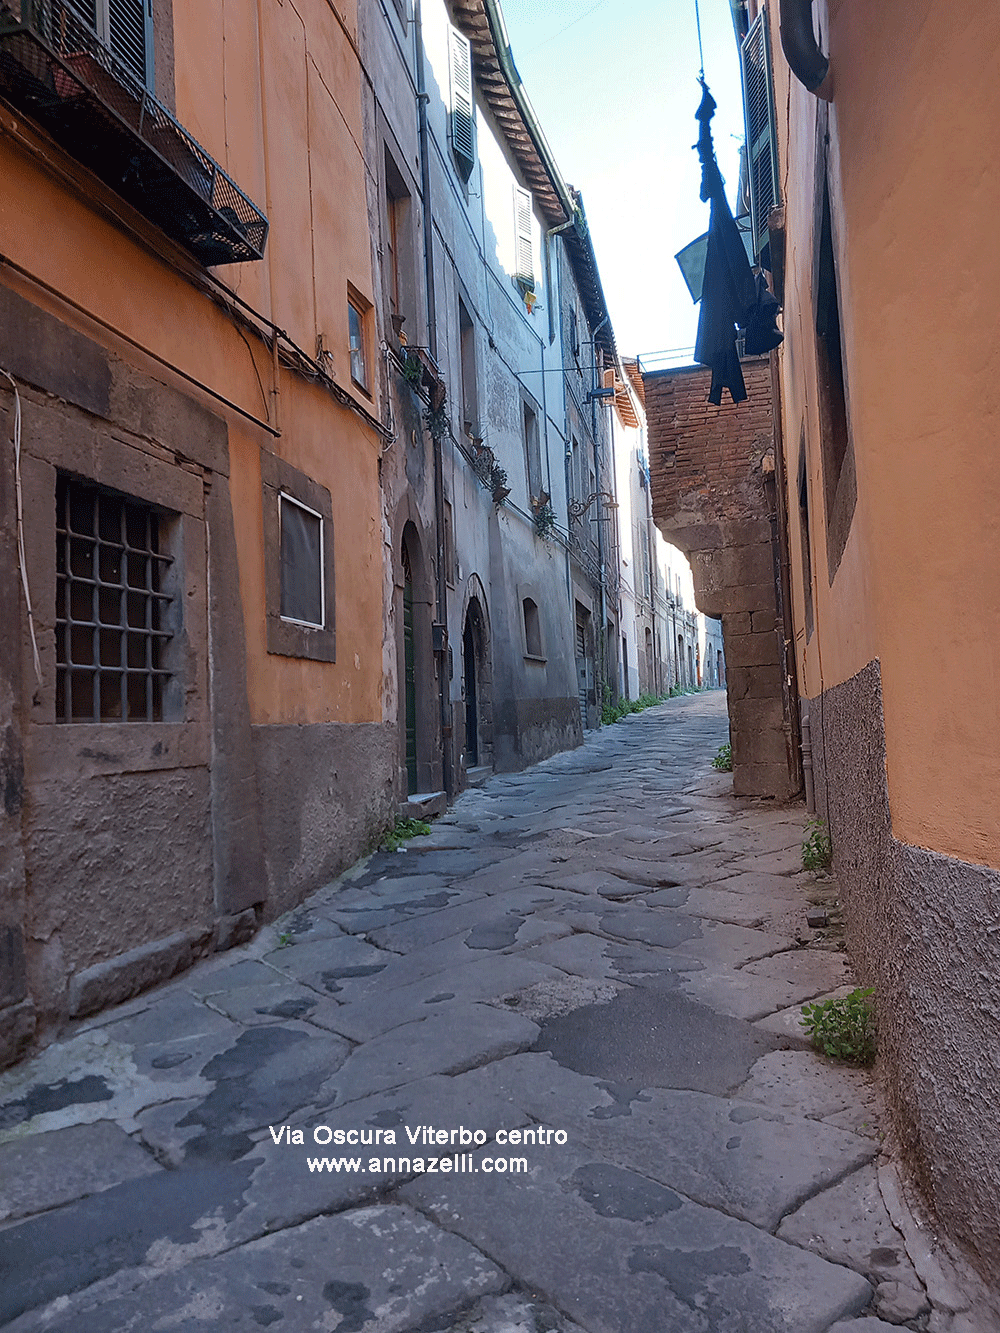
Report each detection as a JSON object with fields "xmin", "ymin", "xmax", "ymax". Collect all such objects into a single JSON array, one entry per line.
[{"xmin": 644, "ymin": 359, "xmax": 799, "ymax": 801}]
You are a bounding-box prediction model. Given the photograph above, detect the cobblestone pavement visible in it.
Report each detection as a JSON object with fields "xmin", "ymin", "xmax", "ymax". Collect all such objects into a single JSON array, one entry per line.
[{"xmin": 0, "ymin": 693, "xmax": 977, "ymax": 1331}]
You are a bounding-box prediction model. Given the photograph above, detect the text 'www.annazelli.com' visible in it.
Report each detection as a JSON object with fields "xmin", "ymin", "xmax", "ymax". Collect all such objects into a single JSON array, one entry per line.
[
  {"xmin": 269, "ymin": 1122, "xmax": 568, "ymax": 1175},
  {"xmin": 305, "ymin": 1154, "xmax": 527, "ymax": 1174}
]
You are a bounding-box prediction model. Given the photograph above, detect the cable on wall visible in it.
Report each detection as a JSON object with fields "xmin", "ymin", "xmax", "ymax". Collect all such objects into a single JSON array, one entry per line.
[{"xmin": 1, "ymin": 368, "xmax": 41, "ymax": 684}]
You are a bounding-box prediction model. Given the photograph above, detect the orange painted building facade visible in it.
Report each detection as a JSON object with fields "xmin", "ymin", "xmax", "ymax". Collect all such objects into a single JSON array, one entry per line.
[
  {"xmin": 741, "ymin": 0, "xmax": 1000, "ymax": 1280},
  {"xmin": 0, "ymin": 0, "xmax": 395, "ymax": 1057}
]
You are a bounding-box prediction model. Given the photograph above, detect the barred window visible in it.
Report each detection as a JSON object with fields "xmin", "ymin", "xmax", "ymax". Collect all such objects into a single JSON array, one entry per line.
[{"xmin": 55, "ymin": 474, "xmax": 174, "ymax": 722}]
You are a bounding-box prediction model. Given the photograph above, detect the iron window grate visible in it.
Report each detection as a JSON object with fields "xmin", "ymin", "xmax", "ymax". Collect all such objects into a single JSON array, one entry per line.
[{"xmin": 55, "ymin": 474, "xmax": 174, "ymax": 722}]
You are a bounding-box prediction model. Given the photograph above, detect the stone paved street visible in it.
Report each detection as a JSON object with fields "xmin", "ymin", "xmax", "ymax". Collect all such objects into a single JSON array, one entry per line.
[{"xmin": 0, "ymin": 693, "xmax": 955, "ymax": 1331}]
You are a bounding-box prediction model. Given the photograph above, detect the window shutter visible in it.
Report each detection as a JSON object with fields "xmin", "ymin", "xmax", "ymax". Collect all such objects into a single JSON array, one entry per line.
[
  {"xmin": 448, "ymin": 27, "xmax": 475, "ymax": 182},
  {"xmin": 741, "ymin": 10, "xmax": 779, "ymax": 261},
  {"xmin": 514, "ymin": 186, "xmax": 533, "ymax": 290},
  {"xmin": 107, "ymin": 0, "xmax": 151, "ymax": 87}
]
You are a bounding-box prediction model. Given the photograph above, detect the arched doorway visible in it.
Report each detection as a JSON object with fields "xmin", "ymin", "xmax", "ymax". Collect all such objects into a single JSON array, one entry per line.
[
  {"xmin": 402, "ymin": 533, "xmax": 418, "ymax": 794},
  {"xmin": 461, "ymin": 593, "xmax": 492, "ymax": 773}
]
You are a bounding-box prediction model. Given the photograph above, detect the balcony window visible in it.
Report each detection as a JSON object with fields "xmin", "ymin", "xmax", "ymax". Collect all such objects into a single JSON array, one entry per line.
[{"xmin": 0, "ymin": 0, "xmax": 268, "ymax": 266}]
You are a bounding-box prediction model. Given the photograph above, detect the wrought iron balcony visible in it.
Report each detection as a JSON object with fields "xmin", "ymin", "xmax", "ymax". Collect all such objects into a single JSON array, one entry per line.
[{"xmin": 0, "ymin": 1, "xmax": 268, "ymax": 266}]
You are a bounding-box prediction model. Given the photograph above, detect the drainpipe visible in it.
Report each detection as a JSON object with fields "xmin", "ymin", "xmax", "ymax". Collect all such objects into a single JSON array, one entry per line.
[
  {"xmin": 544, "ymin": 216, "xmax": 577, "ymax": 347},
  {"xmin": 779, "ymin": 0, "xmax": 831, "ymax": 96},
  {"xmin": 767, "ymin": 350, "xmax": 804, "ymax": 797},
  {"xmin": 414, "ymin": 0, "xmax": 452, "ymax": 797},
  {"xmin": 589, "ymin": 314, "xmax": 610, "ymax": 706}
]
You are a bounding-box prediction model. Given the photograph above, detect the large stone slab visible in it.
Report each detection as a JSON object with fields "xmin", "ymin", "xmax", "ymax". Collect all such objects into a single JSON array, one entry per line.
[
  {"xmin": 465, "ymin": 1054, "xmax": 877, "ymax": 1230},
  {"xmin": 533, "ymin": 986, "xmax": 778, "ymax": 1095},
  {"xmin": 261, "ymin": 935, "xmax": 395, "ymax": 995},
  {"xmin": 0, "ymin": 1121, "xmax": 160, "ymax": 1223},
  {"xmin": 420, "ymin": 1292, "xmax": 589, "ymax": 1333},
  {"xmin": 323, "ymin": 1005, "xmax": 540, "ymax": 1106},
  {"xmin": 228, "ymin": 1064, "xmax": 537, "ymax": 1245},
  {"xmin": 777, "ymin": 1163, "xmax": 921, "ymax": 1287},
  {"xmin": 680, "ymin": 950, "xmax": 850, "ymax": 1022},
  {"xmin": 0, "ymin": 1157, "xmax": 260, "ymax": 1326},
  {"xmin": 402, "ymin": 1144, "xmax": 871, "ymax": 1333},
  {"xmin": 29, "ymin": 1205, "xmax": 507, "ymax": 1333},
  {"xmin": 735, "ymin": 1050, "xmax": 878, "ymax": 1134},
  {"xmin": 132, "ymin": 1025, "xmax": 353, "ymax": 1165},
  {"xmin": 326, "ymin": 955, "xmax": 562, "ymax": 1043}
]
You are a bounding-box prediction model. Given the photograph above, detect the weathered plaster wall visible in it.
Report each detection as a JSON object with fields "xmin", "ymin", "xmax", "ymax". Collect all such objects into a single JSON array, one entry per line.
[
  {"xmin": 770, "ymin": 0, "xmax": 1000, "ymax": 866},
  {"xmin": 645, "ymin": 360, "xmax": 797, "ymax": 800},
  {"xmin": 252, "ymin": 721, "xmax": 397, "ymax": 919},
  {"xmin": 810, "ymin": 659, "xmax": 1000, "ymax": 1282}
]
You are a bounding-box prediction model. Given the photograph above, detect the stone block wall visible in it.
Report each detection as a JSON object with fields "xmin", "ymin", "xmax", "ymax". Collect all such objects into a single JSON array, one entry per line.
[{"xmin": 644, "ymin": 359, "xmax": 798, "ymax": 801}]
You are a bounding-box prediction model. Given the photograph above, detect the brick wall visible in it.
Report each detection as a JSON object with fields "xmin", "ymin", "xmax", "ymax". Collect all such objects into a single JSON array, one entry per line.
[
  {"xmin": 646, "ymin": 359, "xmax": 774, "ymax": 536},
  {"xmin": 644, "ymin": 358, "xmax": 798, "ymax": 801}
]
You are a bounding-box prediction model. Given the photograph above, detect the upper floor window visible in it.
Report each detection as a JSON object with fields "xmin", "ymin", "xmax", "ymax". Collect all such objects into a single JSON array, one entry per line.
[
  {"xmin": 523, "ymin": 400, "xmax": 543, "ymax": 505},
  {"xmin": 514, "ymin": 186, "xmax": 534, "ymax": 294},
  {"xmin": 458, "ymin": 296, "xmax": 479, "ymax": 438},
  {"xmin": 384, "ymin": 148, "xmax": 416, "ymax": 347},
  {"xmin": 448, "ymin": 26, "xmax": 475, "ymax": 183},
  {"xmin": 741, "ymin": 9, "xmax": 779, "ymax": 264},
  {"xmin": 348, "ymin": 296, "xmax": 369, "ymax": 393},
  {"xmin": 56, "ymin": 0, "xmax": 153, "ymax": 90}
]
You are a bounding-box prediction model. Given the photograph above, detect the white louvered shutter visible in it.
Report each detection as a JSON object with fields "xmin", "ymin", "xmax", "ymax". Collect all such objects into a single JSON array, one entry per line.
[
  {"xmin": 448, "ymin": 27, "xmax": 475, "ymax": 182},
  {"xmin": 107, "ymin": 0, "xmax": 151, "ymax": 87},
  {"xmin": 514, "ymin": 186, "xmax": 533, "ymax": 290},
  {"xmin": 741, "ymin": 10, "xmax": 779, "ymax": 261}
]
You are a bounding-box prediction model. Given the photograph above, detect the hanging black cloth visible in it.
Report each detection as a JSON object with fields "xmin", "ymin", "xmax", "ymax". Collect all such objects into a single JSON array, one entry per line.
[{"xmin": 693, "ymin": 81, "xmax": 782, "ymax": 405}]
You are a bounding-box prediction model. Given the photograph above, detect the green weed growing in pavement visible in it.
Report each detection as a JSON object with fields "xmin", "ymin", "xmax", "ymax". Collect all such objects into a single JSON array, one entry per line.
[
  {"xmin": 800, "ymin": 987, "xmax": 876, "ymax": 1066},
  {"xmin": 601, "ymin": 692, "xmax": 668, "ymax": 726},
  {"xmin": 802, "ymin": 817, "xmax": 833, "ymax": 871},
  {"xmin": 383, "ymin": 817, "xmax": 432, "ymax": 852},
  {"xmin": 712, "ymin": 741, "xmax": 733, "ymax": 772}
]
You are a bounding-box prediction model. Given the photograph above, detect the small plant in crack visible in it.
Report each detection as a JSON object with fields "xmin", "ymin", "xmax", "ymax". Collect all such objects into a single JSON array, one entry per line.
[
  {"xmin": 711, "ymin": 741, "xmax": 732, "ymax": 772},
  {"xmin": 383, "ymin": 817, "xmax": 432, "ymax": 852},
  {"xmin": 800, "ymin": 987, "xmax": 876, "ymax": 1066},
  {"xmin": 802, "ymin": 816, "xmax": 832, "ymax": 871}
]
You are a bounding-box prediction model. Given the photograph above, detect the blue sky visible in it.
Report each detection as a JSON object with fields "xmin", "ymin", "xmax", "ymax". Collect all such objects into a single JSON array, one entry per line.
[{"xmin": 497, "ymin": 0, "xmax": 745, "ymax": 364}]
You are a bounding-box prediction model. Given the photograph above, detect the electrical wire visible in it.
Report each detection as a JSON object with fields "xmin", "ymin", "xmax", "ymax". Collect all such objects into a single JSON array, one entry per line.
[{"xmin": 2, "ymin": 369, "xmax": 42, "ymax": 685}]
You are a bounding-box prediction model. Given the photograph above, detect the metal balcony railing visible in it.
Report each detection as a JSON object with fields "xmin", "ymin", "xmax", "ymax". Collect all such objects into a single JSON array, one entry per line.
[{"xmin": 0, "ymin": 0, "xmax": 268, "ymax": 266}]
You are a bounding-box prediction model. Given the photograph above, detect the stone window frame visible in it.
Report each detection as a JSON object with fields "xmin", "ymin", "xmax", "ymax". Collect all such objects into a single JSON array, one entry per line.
[
  {"xmin": 18, "ymin": 400, "xmax": 209, "ymax": 778},
  {"xmin": 54, "ymin": 471, "xmax": 183, "ymax": 724},
  {"xmin": 262, "ymin": 451, "xmax": 335, "ymax": 663}
]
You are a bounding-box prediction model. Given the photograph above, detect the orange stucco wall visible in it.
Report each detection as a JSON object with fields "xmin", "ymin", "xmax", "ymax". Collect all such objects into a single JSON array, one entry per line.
[
  {"xmin": 0, "ymin": 0, "xmax": 382, "ymax": 728},
  {"xmin": 768, "ymin": 0, "xmax": 1000, "ymax": 866}
]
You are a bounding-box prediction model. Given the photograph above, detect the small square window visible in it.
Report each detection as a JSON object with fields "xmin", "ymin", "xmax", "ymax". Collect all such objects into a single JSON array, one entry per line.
[
  {"xmin": 280, "ymin": 494, "xmax": 324, "ymax": 628},
  {"xmin": 348, "ymin": 300, "xmax": 368, "ymax": 391}
]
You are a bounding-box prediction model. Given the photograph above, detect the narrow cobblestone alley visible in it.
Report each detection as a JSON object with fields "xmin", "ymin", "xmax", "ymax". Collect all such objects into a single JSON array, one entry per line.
[{"xmin": 0, "ymin": 694, "xmax": 959, "ymax": 1332}]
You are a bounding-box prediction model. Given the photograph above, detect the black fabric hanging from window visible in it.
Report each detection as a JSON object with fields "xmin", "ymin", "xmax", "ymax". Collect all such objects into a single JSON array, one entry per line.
[{"xmin": 693, "ymin": 81, "xmax": 782, "ymax": 405}]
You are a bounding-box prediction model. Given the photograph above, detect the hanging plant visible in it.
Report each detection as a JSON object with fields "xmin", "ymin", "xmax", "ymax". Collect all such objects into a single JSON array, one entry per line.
[
  {"xmin": 401, "ymin": 354, "xmax": 423, "ymax": 388},
  {"xmin": 423, "ymin": 403, "xmax": 448, "ymax": 443},
  {"xmin": 533, "ymin": 500, "xmax": 557, "ymax": 541},
  {"xmin": 490, "ymin": 463, "xmax": 510, "ymax": 505}
]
